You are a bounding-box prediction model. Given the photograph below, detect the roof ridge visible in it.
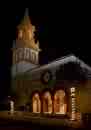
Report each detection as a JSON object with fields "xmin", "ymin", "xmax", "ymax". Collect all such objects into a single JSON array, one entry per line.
[
  {"xmin": 48, "ymin": 54, "xmax": 75, "ymax": 64},
  {"xmin": 25, "ymin": 54, "xmax": 76, "ymax": 73}
]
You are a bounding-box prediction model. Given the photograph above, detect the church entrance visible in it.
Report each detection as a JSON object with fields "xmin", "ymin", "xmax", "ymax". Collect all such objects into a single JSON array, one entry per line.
[{"xmin": 32, "ymin": 89, "xmax": 67, "ymax": 115}]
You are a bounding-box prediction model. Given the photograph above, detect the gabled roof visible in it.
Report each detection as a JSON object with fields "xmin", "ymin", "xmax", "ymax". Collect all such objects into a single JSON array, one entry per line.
[{"xmin": 25, "ymin": 54, "xmax": 91, "ymax": 76}]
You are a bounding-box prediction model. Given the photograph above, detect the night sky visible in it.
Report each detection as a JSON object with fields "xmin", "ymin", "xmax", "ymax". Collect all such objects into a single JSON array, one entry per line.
[{"xmin": 0, "ymin": 7, "xmax": 90, "ymax": 101}]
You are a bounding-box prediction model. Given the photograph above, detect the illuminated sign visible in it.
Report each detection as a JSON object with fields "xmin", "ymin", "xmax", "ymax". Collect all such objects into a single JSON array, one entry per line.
[{"xmin": 70, "ymin": 87, "xmax": 76, "ymax": 120}]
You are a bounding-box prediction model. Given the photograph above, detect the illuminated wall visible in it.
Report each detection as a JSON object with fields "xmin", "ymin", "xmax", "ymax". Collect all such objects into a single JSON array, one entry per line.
[{"xmin": 78, "ymin": 80, "xmax": 91, "ymax": 113}]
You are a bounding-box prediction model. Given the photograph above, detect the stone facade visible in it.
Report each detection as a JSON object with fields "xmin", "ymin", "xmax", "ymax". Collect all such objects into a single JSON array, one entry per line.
[{"xmin": 11, "ymin": 9, "xmax": 91, "ymax": 121}]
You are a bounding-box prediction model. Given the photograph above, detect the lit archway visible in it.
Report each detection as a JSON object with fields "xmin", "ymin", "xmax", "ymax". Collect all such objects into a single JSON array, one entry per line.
[
  {"xmin": 32, "ymin": 92, "xmax": 41, "ymax": 113},
  {"xmin": 54, "ymin": 90, "xmax": 67, "ymax": 114},
  {"xmin": 42, "ymin": 91, "xmax": 52, "ymax": 114}
]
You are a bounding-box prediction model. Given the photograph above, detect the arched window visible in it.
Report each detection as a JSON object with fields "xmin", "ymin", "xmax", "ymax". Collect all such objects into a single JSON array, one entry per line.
[
  {"xmin": 32, "ymin": 93, "xmax": 41, "ymax": 113},
  {"xmin": 42, "ymin": 91, "xmax": 52, "ymax": 114},
  {"xmin": 54, "ymin": 90, "xmax": 67, "ymax": 114}
]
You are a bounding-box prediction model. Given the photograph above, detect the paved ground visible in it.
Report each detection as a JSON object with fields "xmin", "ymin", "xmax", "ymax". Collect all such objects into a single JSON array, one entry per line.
[{"xmin": 0, "ymin": 111, "xmax": 85, "ymax": 129}]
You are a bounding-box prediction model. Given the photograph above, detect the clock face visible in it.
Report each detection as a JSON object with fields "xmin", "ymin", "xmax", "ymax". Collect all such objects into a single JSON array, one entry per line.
[{"xmin": 41, "ymin": 71, "xmax": 52, "ymax": 84}]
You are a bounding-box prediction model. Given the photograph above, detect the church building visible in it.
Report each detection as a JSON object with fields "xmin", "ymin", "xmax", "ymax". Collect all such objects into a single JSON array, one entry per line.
[{"xmin": 11, "ymin": 9, "xmax": 91, "ymax": 122}]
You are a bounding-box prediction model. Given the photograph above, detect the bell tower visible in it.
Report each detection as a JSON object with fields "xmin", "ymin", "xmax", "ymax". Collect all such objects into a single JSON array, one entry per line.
[{"xmin": 12, "ymin": 8, "xmax": 41, "ymax": 76}]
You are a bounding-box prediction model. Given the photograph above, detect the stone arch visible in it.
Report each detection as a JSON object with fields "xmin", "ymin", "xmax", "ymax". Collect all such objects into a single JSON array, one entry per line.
[
  {"xmin": 53, "ymin": 89, "xmax": 67, "ymax": 114},
  {"xmin": 42, "ymin": 91, "xmax": 53, "ymax": 114},
  {"xmin": 32, "ymin": 91, "xmax": 41, "ymax": 113}
]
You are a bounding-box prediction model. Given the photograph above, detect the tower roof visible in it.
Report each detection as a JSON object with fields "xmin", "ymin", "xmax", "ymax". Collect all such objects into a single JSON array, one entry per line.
[
  {"xmin": 16, "ymin": 8, "xmax": 41, "ymax": 52},
  {"xmin": 24, "ymin": 8, "xmax": 29, "ymax": 18},
  {"xmin": 17, "ymin": 8, "xmax": 32, "ymax": 30}
]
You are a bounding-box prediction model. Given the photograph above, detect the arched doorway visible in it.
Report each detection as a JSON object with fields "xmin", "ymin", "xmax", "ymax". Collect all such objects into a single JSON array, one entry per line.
[
  {"xmin": 53, "ymin": 90, "xmax": 67, "ymax": 114},
  {"xmin": 32, "ymin": 92, "xmax": 41, "ymax": 113},
  {"xmin": 42, "ymin": 91, "xmax": 52, "ymax": 114}
]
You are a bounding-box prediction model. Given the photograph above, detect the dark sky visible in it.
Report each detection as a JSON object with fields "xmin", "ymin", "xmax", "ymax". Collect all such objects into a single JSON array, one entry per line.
[
  {"xmin": 14, "ymin": 8, "xmax": 90, "ymax": 65},
  {"xmin": 0, "ymin": 7, "xmax": 90, "ymax": 101}
]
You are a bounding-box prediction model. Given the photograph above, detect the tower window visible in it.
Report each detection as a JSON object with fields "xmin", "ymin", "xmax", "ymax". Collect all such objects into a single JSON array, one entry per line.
[{"xmin": 18, "ymin": 30, "xmax": 23, "ymax": 39}]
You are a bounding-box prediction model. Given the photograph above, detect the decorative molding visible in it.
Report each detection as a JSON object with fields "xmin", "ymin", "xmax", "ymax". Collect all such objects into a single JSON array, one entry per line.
[{"xmin": 40, "ymin": 70, "xmax": 53, "ymax": 84}]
